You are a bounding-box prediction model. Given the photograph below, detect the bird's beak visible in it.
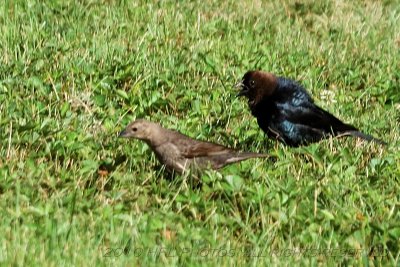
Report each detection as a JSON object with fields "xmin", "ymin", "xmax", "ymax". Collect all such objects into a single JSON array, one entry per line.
[
  {"xmin": 235, "ymin": 81, "xmax": 249, "ymax": 97},
  {"xmin": 235, "ymin": 81, "xmax": 248, "ymax": 97},
  {"xmin": 118, "ymin": 129, "xmax": 128, "ymax": 138},
  {"xmin": 236, "ymin": 89, "xmax": 248, "ymax": 97}
]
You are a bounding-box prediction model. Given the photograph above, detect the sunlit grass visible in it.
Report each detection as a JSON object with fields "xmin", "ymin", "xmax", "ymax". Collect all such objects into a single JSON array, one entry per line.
[{"xmin": 0, "ymin": 0, "xmax": 399, "ymax": 265}]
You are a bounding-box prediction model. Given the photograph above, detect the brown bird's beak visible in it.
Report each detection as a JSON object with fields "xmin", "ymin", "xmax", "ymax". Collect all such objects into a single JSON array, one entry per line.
[
  {"xmin": 235, "ymin": 80, "xmax": 248, "ymax": 97},
  {"xmin": 118, "ymin": 129, "xmax": 128, "ymax": 138},
  {"xmin": 236, "ymin": 89, "xmax": 248, "ymax": 97}
]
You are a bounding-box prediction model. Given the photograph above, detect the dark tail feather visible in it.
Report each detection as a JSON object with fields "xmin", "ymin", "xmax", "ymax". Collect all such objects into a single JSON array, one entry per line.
[{"xmin": 339, "ymin": 130, "xmax": 387, "ymax": 145}]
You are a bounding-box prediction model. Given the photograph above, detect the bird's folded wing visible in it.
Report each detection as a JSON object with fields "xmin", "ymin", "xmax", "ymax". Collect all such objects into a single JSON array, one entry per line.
[
  {"xmin": 280, "ymin": 103, "xmax": 357, "ymax": 133},
  {"xmin": 178, "ymin": 139, "xmax": 232, "ymax": 158},
  {"xmin": 166, "ymin": 129, "xmax": 234, "ymax": 158}
]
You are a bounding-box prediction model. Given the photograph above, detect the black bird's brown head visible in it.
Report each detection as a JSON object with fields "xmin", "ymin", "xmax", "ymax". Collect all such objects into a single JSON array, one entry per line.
[
  {"xmin": 119, "ymin": 119, "xmax": 162, "ymax": 143},
  {"xmin": 236, "ymin": 70, "xmax": 278, "ymax": 107}
]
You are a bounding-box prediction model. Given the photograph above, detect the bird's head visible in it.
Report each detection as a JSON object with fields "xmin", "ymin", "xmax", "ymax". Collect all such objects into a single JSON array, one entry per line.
[
  {"xmin": 236, "ymin": 70, "xmax": 278, "ymax": 106},
  {"xmin": 119, "ymin": 119, "xmax": 161, "ymax": 142}
]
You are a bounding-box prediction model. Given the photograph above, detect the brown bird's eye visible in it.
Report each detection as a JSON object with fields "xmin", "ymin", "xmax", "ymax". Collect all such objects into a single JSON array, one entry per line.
[
  {"xmin": 250, "ymin": 80, "xmax": 255, "ymax": 87},
  {"xmin": 132, "ymin": 127, "xmax": 137, "ymax": 132}
]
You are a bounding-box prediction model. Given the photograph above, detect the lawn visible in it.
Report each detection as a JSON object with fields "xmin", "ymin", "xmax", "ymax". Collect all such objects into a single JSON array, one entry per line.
[{"xmin": 1, "ymin": 0, "xmax": 399, "ymax": 266}]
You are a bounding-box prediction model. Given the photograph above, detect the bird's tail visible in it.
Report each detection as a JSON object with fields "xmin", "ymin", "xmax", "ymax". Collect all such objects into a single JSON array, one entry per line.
[
  {"xmin": 225, "ymin": 152, "xmax": 269, "ymax": 164},
  {"xmin": 338, "ymin": 130, "xmax": 387, "ymax": 145}
]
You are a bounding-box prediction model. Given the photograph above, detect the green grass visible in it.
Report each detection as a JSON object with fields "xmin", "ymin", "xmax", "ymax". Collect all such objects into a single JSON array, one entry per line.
[{"xmin": 1, "ymin": 0, "xmax": 399, "ymax": 265}]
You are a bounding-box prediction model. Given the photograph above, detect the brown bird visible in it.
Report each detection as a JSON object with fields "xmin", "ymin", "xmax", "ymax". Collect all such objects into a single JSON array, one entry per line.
[
  {"xmin": 236, "ymin": 70, "xmax": 386, "ymax": 147},
  {"xmin": 119, "ymin": 119, "xmax": 268, "ymax": 173}
]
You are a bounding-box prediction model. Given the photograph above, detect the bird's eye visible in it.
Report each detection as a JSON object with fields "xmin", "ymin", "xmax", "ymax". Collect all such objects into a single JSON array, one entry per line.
[
  {"xmin": 250, "ymin": 80, "xmax": 255, "ymax": 87},
  {"xmin": 132, "ymin": 127, "xmax": 137, "ymax": 132}
]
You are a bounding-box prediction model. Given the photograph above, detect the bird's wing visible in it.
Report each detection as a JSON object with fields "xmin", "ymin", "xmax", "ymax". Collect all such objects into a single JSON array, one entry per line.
[
  {"xmin": 167, "ymin": 130, "xmax": 233, "ymax": 158},
  {"xmin": 180, "ymin": 140, "xmax": 233, "ymax": 158},
  {"xmin": 278, "ymin": 102, "xmax": 357, "ymax": 133},
  {"xmin": 270, "ymin": 119, "xmax": 326, "ymax": 146}
]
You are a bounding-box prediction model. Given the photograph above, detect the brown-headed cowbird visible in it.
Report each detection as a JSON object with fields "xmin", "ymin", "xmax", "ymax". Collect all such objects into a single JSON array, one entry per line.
[
  {"xmin": 119, "ymin": 119, "xmax": 268, "ymax": 173},
  {"xmin": 237, "ymin": 70, "xmax": 386, "ymax": 147}
]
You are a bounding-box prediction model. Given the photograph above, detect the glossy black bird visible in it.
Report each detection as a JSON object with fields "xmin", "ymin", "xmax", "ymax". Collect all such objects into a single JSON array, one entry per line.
[{"xmin": 236, "ymin": 70, "xmax": 386, "ymax": 147}]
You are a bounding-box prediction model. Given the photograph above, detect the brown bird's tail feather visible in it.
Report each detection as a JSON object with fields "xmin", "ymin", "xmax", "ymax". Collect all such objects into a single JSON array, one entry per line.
[
  {"xmin": 225, "ymin": 152, "xmax": 269, "ymax": 164},
  {"xmin": 339, "ymin": 131, "xmax": 387, "ymax": 145}
]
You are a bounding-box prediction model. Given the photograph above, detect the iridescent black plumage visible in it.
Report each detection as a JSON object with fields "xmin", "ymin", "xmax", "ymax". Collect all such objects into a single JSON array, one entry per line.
[{"xmin": 237, "ymin": 70, "xmax": 386, "ymax": 147}]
